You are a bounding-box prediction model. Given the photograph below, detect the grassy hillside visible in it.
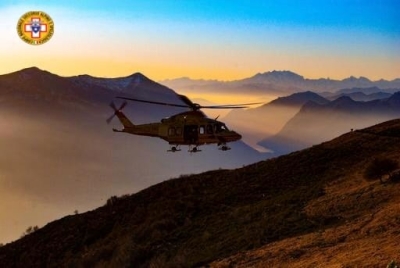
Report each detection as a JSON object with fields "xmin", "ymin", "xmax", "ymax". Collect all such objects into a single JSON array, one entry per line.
[
  {"xmin": 1, "ymin": 119, "xmax": 400, "ymax": 267},
  {"xmin": 213, "ymin": 122, "xmax": 400, "ymax": 267}
]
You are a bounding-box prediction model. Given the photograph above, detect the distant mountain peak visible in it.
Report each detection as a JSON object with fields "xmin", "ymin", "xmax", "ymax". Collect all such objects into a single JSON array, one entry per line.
[
  {"xmin": 126, "ymin": 72, "xmax": 151, "ymax": 86},
  {"xmin": 18, "ymin": 66, "xmax": 49, "ymax": 76},
  {"xmin": 271, "ymin": 91, "xmax": 328, "ymax": 106},
  {"xmin": 342, "ymin": 76, "xmax": 371, "ymax": 83},
  {"xmin": 253, "ymin": 70, "xmax": 304, "ymax": 81},
  {"xmin": 331, "ymin": 95, "xmax": 356, "ymax": 104},
  {"xmin": 336, "ymin": 86, "xmax": 382, "ymax": 95},
  {"xmin": 359, "ymin": 76, "xmax": 371, "ymax": 82},
  {"xmin": 21, "ymin": 66, "xmax": 42, "ymax": 72},
  {"xmin": 290, "ymin": 91, "xmax": 321, "ymax": 97},
  {"xmin": 388, "ymin": 91, "xmax": 400, "ymax": 102},
  {"xmin": 344, "ymin": 76, "xmax": 357, "ymax": 81},
  {"xmin": 8, "ymin": 66, "xmax": 58, "ymax": 81},
  {"xmin": 128, "ymin": 72, "xmax": 147, "ymax": 79}
]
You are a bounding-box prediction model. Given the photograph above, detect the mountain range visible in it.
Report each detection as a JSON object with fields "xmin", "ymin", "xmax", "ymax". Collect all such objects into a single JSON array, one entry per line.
[
  {"xmin": 324, "ymin": 90, "xmax": 392, "ymax": 101},
  {"xmin": 1, "ymin": 119, "xmax": 399, "ymax": 267},
  {"xmin": 160, "ymin": 70, "xmax": 400, "ymax": 96},
  {"xmin": 258, "ymin": 92, "xmax": 400, "ymax": 156}
]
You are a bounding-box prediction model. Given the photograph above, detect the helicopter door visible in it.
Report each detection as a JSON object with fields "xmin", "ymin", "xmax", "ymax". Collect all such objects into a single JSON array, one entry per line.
[{"xmin": 184, "ymin": 125, "xmax": 198, "ymax": 144}]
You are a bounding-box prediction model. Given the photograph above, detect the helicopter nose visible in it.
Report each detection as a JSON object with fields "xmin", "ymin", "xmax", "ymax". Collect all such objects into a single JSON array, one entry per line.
[
  {"xmin": 232, "ymin": 131, "xmax": 242, "ymax": 141},
  {"xmin": 236, "ymin": 133, "xmax": 242, "ymax": 140}
]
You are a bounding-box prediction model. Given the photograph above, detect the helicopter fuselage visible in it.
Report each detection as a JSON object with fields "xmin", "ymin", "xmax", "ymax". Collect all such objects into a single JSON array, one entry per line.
[{"xmin": 113, "ymin": 110, "xmax": 242, "ymax": 147}]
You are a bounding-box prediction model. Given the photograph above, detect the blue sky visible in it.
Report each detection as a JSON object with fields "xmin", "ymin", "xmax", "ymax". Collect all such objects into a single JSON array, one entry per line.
[
  {"xmin": 0, "ymin": 0, "xmax": 399, "ymax": 80},
  {"xmin": 22, "ymin": 0, "xmax": 397, "ymax": 33}
]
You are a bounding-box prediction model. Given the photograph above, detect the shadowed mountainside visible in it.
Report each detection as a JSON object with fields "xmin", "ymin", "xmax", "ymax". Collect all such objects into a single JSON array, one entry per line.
[
  {"xmin": 222, "ymin": 91, "xmax": 329, "ymax": 150},
  {"xmin": 1, "ymin": 119, "xmax": 399, "ymax": 267},
  {"xmin": 259, "ymin": 92, "xmax": 400, "ymax": 156}
]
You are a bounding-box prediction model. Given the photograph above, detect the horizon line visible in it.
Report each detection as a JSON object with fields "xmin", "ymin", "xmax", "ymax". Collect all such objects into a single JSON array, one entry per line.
[{"xmin": 2, "ymin": 66, "xmax": 400, "ymax": 83}]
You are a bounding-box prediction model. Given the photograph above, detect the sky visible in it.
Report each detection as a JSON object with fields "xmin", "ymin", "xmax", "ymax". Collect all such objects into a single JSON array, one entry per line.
[{"xmin": 0, "ymin": 0, "xmax": 399, "ymax": 80}]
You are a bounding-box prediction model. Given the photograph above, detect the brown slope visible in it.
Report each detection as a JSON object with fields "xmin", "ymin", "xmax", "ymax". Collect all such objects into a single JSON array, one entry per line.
[
  {"xmin": 1, "ymin": 119, "xmax": 400, "ymax": 267},
  {"xmin": 212, "ymin": 129, "xmax": 400, "ymax": 267}
]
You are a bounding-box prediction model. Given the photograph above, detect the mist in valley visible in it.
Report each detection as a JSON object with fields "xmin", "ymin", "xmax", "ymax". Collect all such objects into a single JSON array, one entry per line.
[
  {"xmin": 0, "ymin": 98, "xmax": 262, "ymax": 244},
  {"xmin": 223, "ymin": 104, "xmax": 301, "ymax": 151},
  {"xmin": 258, "ymin": 94, "xmax": 400, "ymax": 155}
]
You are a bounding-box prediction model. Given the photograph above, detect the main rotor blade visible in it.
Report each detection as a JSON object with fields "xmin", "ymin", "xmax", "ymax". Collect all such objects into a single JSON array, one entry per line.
[
  {"xmin": 177, "ymin": 94, "xmax": 196, "ymax": 108},
  {"xmin": 200, "ymin": 106, "xmax": 249, "ymax": 109},
  {"xmin": 199, "ymin": 102, "xmax": 264, "ymax": 109},
  {"xmin": 116, "ymin": 96, "xmax": 190, "ymax": 108},
  {"xmin": 202, "ymin": 102, "xmax": 264, "ymax": 107}
]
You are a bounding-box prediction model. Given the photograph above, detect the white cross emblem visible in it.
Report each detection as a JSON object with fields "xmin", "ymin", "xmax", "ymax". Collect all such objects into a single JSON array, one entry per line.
[{"xmin": 24, "ymin": 17, "xmax": 47, "ymax": 38}]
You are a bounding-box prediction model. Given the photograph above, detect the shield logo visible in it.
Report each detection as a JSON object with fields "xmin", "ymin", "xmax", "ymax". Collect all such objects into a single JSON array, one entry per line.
[
  {"xmin": 31, "ymin": 22, "xmax": 41, "ymax": 33},
  {"xmin": 17, "ymin": 11, "xmax": 54, "ymax": 45}
]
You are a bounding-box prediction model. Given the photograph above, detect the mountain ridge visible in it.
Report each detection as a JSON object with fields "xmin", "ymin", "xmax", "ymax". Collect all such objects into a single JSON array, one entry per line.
[
  {"xmin": 160, "ymin": 70, "xmax": 400, "ymax": 93},
  {"xmin": 160, "ymin": 71, "xmax": 400, "ymax": 84},
  {"xmin": 1, "ymin": 119, "xmax": 399, "ymax": 267},
  {"xmin": 222, "ymin": 91, "xmax": 329, "ymax": 151},
  {"xmin": 259, "ymin": 91, "xmax": 400, "ymax": 156}
]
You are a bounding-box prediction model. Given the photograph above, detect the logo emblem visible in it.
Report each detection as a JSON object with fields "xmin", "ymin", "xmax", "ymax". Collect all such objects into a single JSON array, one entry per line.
[{"xmin": 17, "ymin": 11, "xmax": 54, "ymax": 45}]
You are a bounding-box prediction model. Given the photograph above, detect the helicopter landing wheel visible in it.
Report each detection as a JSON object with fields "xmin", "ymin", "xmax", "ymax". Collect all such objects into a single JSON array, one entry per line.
[
  {"xmin": 219, "ymin": 145, "xmax": 231, "ymax": 151},
  {"xmin": 188, "ymin": 145, "xmax": 202, "ymax": 153},
  {"xmin": 168, "ymin": 145, "xmax": 181, "ymax": 152}
]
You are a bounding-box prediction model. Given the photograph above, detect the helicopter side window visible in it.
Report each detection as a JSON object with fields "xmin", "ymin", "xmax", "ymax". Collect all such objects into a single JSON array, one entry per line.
[
  {"xmin": 168, "ymin": 127, "xmax": 175, "ymax": 136},
  {"xmin": 215, "ymin": 124, "xmax": 222, "ymax": 133},
  {"xmin": 206, "ymin": 124, "xmax": 213, "ymax": 134},
  {"xmin": 199, "ymin": 125, "xmax": 205, "ymax": 135}
]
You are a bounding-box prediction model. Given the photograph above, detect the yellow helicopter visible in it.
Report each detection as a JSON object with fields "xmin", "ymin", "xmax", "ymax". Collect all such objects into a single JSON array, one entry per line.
[{"xmin": 107, "ymin": 94, "xmax": 261, "ymax": 152}]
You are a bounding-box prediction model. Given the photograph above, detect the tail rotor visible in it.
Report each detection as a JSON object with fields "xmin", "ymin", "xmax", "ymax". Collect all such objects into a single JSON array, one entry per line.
[{"xmin": 107, "ymin": 101, "xmax": 127, "ymax": 124}]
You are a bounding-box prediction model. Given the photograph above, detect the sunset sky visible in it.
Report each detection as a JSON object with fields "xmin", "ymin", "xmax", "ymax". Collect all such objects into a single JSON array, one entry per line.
[{"xmin": 1, "ymin": 0, "xmax": 399, "ymax": 80}]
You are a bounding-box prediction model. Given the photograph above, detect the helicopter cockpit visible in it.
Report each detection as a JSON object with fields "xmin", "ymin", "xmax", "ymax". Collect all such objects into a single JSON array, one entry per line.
[{"xmin": 215, "ymin": 123, "xmax": 229, "ymax": 133}]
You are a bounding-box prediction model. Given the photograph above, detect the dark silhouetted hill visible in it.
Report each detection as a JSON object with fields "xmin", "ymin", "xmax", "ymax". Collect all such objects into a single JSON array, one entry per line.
[{"xmin": 1, "ymin": 119, "xmax": 400, "ymax": 267}]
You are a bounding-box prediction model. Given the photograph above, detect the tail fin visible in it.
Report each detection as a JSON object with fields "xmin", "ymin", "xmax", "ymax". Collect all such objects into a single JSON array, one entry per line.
[{"xmin": 114, "ymin": 110, "xmax": 135, "ymax": 129}]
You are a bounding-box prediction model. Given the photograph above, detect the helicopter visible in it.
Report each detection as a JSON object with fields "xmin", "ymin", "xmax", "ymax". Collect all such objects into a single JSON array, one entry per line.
[{"xmin": 107, "ymin": 94, "xmax": 261, "ymax": 152}]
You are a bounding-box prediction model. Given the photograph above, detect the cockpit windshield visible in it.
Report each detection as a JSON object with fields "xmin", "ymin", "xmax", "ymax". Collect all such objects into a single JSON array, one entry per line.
[{"xmin": 215, "ymin": 123, "xmax": 229, "ymax": 133}]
